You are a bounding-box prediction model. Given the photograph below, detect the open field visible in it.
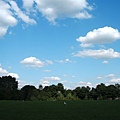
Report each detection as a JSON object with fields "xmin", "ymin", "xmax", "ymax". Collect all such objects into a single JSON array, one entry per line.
[{"xmin": 0, "ymin": 100, "xmax": 120, "ymax": 120}]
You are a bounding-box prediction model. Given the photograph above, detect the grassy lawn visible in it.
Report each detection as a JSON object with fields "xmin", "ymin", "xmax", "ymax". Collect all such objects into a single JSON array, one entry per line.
[{"xmin": 0, "ymin": 100, "xmax": 120, "ymax": 120}]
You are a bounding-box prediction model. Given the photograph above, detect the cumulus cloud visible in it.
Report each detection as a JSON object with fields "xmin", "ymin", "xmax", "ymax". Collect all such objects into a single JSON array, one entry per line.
[
  {"xmin": 0, "ymin": 67, "xmax": 8, "ymax": 76},
  {"xmin": 74, "ymin": 48, "xmax": 120, "ymax": 59},
  {"xmin": 45, "ymin": 60, "xmax": 53, "ymax": 65},
  {"xmin": 107, "ymin": 74, "xmax": 115, "ymax": 77},
  {"xmin": 72, "ymin": 76, "xmax": 75, "ymax": 78},
  {"xmin": 22, "ymin": 0, "xmax": 93, "ymax": 24},
  {"xmin": 43, "ymin": 70, "xmax": 51, "ymax": 72},
  {"xmin": 102, "ymin": 60, "xmax": 108, "ymax": 64},
  {"xmin": 8, "ymin": 73, "xmax": 19, "ymax": 79},
  {"xmin": 77, "ymin": 26, "xmax": 120, "ymax": 47},
  {"xmin": 22, "ymin": 0, "xmax": 35, "ymax": 9},
  {"xmin": 40, "ymin": 76, "xmax": 61, "ymax": 87},
  {"xmin": 97, "ymin": 74, "xmax": 115, "ymax": 80},
  {"xmin": 41, "ymin": 80, "xmax": 50, "ymax": 87},
  {"xmin": 0, "ymin": 0, "xmax": 36, "ymax": 37},
  {"xmin": 1, "ymin": 0, "xmax": 93, "ymax": 37},
  {"xmin": 110, "ymin": 78, "xmax": 120, "ymax": 83},
  {"xmin": 0, "ymin": 0, "xmax": 17, "ymax": 37},
  {"xmin": 56, "ymin": 58, "xmax": 72, "ymax": 63},
  {"xmin": 96, "ymin": 74, "xmax": 120, "ymax": 86},
  {"xmin": 0, "ymin": 65, "xmax": 35, "ymax": 88},
  {"xmin": 0, "ymin": 66, "xmax": 20, "ymax": 79},
  {"xmin": 77, "ymin": 81, "xmax": 94, "ymax": 88},
  {"xmin": 43, "ymin": 76, "xmax": 61, "ymax": 81},
  {"xmin": 97, "ymin": 76, "xmax": 103, "ymax": 80},
  {"xmin": 17, "ymin": 80, "xmax": 28, "ymax": 88},
  {"xmin": 10, "ymin": 1, "xmax": 36, "ymax": 25},
  {"xmin": 0, "ymin": 65, "xmax": 20, "ymax": 82},
  {"xmin": 93, "ymin": 73, "xmax": 120, "ymax": 86},
  {"xmin": 21, "ymin": 57, "xmax": 53, "ymax": 68},
  {"xmin": 21, "ymin": 57, "xmax": 45, "ymax": 68},
  {"xmin": 96, "ymin": 73, "xmax": 120, "ymax": 85}
]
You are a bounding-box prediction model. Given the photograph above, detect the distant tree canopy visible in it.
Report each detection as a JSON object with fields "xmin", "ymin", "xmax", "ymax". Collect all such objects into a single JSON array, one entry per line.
[
  {"xmin": 0, "ymin": 76, "xmax": 18, "ymax": 100},
  {"xmin": 0, "ymin": 76, "xmax": 120, "ymax": 101},
  {"xmin": 0, "ymin": 76, "xmax": 18, "ymax": 90}
]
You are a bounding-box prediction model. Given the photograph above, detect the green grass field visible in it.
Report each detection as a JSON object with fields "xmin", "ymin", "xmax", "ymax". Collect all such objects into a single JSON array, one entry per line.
[{"xmin": 0, "ymin": 100, "xmax": 120, "ymax": 120}]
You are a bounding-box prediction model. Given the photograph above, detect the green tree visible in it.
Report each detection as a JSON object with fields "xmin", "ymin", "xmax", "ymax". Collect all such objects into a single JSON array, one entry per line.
[
  {"xmin": 66, "ymin": 93, "xmax": 78, "ymax": 100},
  {"xmin": 107, "ymin": 85, "xmax": 118, "ymax": 99},
  {"xmin": 0, "ymin": 76, "xmax": 18, "ymax": 100},
  {"xmin": 0, "ymin": 76, "xmax": 18, "ymax": 91},
  {"xmin": 115, "ymin": 84, "xmax": 120, "ymax": 98},
  {"xmin": 73, "ymin": 87, "xmax": 81, "ymax": 99},
  {"xmin": 57, "ymin": 91, "xmax": 64, "ymax": 101},
  {"xmin": 73, "ymin": 86, "xmax": 90, "ymax": 100},
  {"xmin": 89, "ymin": 88, "xmax": 98, "ymax": 100},
  {"xmin": 96, "ymin": 83, "xmax": 107, "ymax": 100},
  {"xmin": 21, "ymin": 85, "xmax": 36, "ymax": 100},
  {"xmin": 39, "ymin": 84, "xmax": 43, "ymax": 90},
  {"xmin": 57, "ymin": 83, "xmax": 64, "ymax": 93}
]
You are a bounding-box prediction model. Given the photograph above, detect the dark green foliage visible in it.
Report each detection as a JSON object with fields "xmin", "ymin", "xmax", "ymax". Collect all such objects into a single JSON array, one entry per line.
[
  {"xmin": 0, "ymin": 100, "xmax": 120, "ymax": 120},
  {"xmin": 0, "ymin": 76, "xmax": 18, "ymax": 91},
  {"xmin": 0, "ymin": 76, "xmax": 120, "ymax": 101},
  {"xmin": 39, "ymin": 84, "xmax": 43, "ymax": 90},
  {"xmin": 89, "ymin": 88, "xmax": 98, "ymax": 100},
  {"xmin": 106, "ymin": 85, "xmax": 119, "ymax": 99},
  {"xmin": 0, "ymin": 76, "xmax": 18, "ymax": 100},
  {"xmin": 21, "ymin": 85, "xmax": 37, "ymax": 100}
]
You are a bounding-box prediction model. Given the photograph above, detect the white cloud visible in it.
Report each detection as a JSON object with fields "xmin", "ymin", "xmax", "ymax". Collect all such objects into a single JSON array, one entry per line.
[
  {"xmin": 45, "ymin": 60, "xmax": 53, "ymax": 65},
  {"xmin": 22, "ymin": 0, "xmax": 35, "ymax": 9},
  {"xmin": 107, "ymin": 74, "xmax": 115, "ymax": 78},
  {"xmin": 21, "ymin": 57, "xmax": 52, "ymax": 68},
  {"xmin": 102, "ymin": 74, "xmax": 120, "ymax": 84},
  {"xmin": 0, "ymin": 0, "xmax": 37, "ymax": 37},
  {"xmin": 8, "ymin": 73, "xmax": 19, "ymax": 79},
  {"xmin": 40, "ymin": 80, "xmax": 50, "ymax": 87},
  {"xmin": 110, "ymin": 78, "xmax": 120, "ymax": 83},
  {"xmin": 0, "ymin": 0, "xmax": 17, "ymax": 37},
  {"xmin": 0, "ymin": 67, "xmax": 8, "ymax": 76},
  {"xmin": 80, "ymin": 43, "xmax": 92, "ymax": 48},
  {"xmin": 0, "ymin": 65, "xmax": 20, "ymax": 79},
  {"xmin": 0, "ymin": 65, "xmax": 38, "ymax": 89},
  {"xmin": 72, "ymin": 76, "xmax": 75, "ymax": 78},
  {"xmin": 102, "ymin": 60, "xmax": 108, "ymax": 64},
  {"xmin": 56, "ymin": 58, "xmax": 72, "ymax": 63},
  {"xmin": 9, "ymin": 30, "xmax": 13, "ymax": 35},
  {"xmin": 77, "ymin": 26, "xmax": 120, "ymax": 47},
  {"xmin": 43, "ymin": 70, "xmax": 51, "ymax": 72},
  {"xmin": 40, "ymin": 76, "xmax": 61, "ymax": 87},
  {"xmin": 22, "ymin": 0, "xmax": 93, "ymax": 24},
  {"xmin": 65, "ymin": 59, "xmax": 72, "ymax": 62},
  {"xmin": 10, "ymin": 1, "xmax": 36, "ymax": 25},
  {"xmin": 97, "ymin": 74, "xmax": 115, "ymax": 82},
  {"xmin": 0, "ymin": 66, "xmax": 20, "ymax": 79},
  {"xmin": 97, "ymin": 76, "xmax": 103, "ymax": 80},
  {"xmin": 17, "ymin": 80, "xmax": 30, "ymax": 88},
  {"xmin": 63, "ymin": 74, "xmax": 67, "ymax": 77},
  {"xmin": 0, "ymin": 27, "xmax": 7, "ymax": 38},
  {"xmin": 77, "ymin": 81, "xmax": 94, "ymax": 88},
  {"xmin": 74, "ymin": 48, "xmax": 120, "ymax": 59},
  {"xmin": 21, "ymin": 57, "xmax": 45, "ymax": 68},
  {"xmin": 99, "ymin": 74, "xmax": 114, "ymax": 78},
  {"xmin": 1, "ymin": 0, "xmax": 93, "ymax": 37},
  {"xmin": 43, "ymin": 76, "xmax": 61, "ymax": 81}
]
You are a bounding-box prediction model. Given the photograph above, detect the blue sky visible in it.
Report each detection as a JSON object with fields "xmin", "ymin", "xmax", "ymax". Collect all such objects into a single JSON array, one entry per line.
[{"xmin": 0, "ymin": 0, "xmax": 120, "ymax": 89}]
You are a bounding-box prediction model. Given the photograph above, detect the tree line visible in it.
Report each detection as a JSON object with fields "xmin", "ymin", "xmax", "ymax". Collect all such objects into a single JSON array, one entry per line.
[{"xmin": 0, "ymin": 76, "xmax": 120, "ymax": 101}]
